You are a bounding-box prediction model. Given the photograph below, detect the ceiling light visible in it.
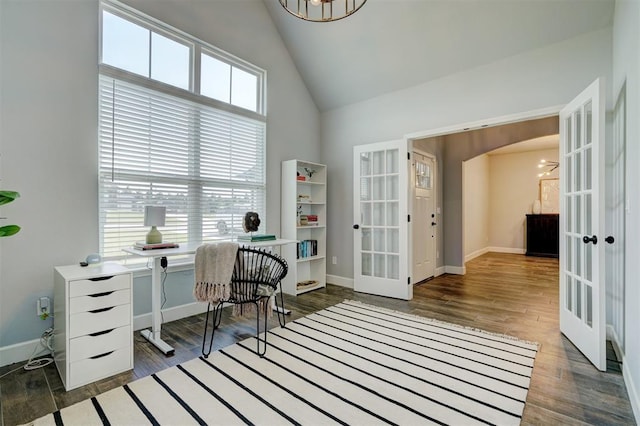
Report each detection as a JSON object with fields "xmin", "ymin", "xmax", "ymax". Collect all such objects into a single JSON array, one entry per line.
[
  {"xmin": 279, "ymin": 0, "xmax": 368, "ymax": 22},
  {"xmin": 537, "ymin": 159, "xmax": 559, "ymax": 178}
]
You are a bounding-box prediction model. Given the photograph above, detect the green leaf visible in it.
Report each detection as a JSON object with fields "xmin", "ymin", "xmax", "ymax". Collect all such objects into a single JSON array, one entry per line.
[
  {"xmin": 0, "ymin": 225, "xmax": 20, "ymax": 237},
  {"xmin": 0, "ymin": 191, "xmax": 20, "ymax": 206}
]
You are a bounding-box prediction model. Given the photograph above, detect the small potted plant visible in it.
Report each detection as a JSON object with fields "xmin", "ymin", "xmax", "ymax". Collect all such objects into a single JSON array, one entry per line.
[{"xmin": 0, "ymin": 190, "xmax": 20, "ymax": 237}]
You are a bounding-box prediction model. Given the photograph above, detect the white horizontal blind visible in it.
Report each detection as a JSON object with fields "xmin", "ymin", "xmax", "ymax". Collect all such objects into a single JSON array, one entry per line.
[{"xmin": 99, "ymin": 76, "xmax": 265, "ymax": 258}]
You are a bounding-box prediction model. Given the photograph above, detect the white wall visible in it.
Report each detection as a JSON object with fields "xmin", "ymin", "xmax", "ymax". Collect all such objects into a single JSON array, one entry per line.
[
  {"xmin": 463, "ymin": 154, "xmax": 490, "ymax": 260},
  {"xmin": 0, "ymin": 0, "xmax": 319, "ymax": 358},
  {"xmin": 489, "ymin": 148, "xmax": 559, "ymax": 252},
  {"xmin": 612, "ymin": 0, "xmax": 640, "ymax": 420},
  {"xmin": 321, "ymin": 28, "xmax": 612, "ymax": 279}
]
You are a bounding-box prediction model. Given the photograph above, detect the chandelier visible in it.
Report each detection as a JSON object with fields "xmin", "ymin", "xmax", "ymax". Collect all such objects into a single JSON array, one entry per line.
[
  {"xmin": 537, "ymin": 159, "xmax": 559, "ymax": 177},
  {"xmin": 279, "ymin": 0, "xmax": 368, "ymax": 22}
]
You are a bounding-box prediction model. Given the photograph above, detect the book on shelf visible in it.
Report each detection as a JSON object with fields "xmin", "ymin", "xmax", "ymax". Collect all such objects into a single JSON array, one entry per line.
[
  {"xmin": 297, "ymin": 239, "xmax": 318, "ymax": 259},
  {"xmin": 134, "ymin": 241, "xmax": 179, "ymax": 250},
  {"xmin": 236, "ymin": 234, "xmax": 277, "ymax": 242}
]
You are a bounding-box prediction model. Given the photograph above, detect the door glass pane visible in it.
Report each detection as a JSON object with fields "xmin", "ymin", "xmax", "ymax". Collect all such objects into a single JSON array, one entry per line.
[
  {"xmin": 575, "ymin": 151, "xmax": 582, "ymax": 192},
  {"xmin": 575, "ymin": 109, "xmax": 582, "ymax": 149},
  {"xmin": 362, "ymin": 253, "xmax": 372, "ymax": 276},
  {"xmin": 586, "ymin": 243, "xmax": 592, "ymax": 282},
  {"xmin": 374, "ymin": 254, "xmax": 385, "ymax": 277},
  {"xmin": 586, "ymin": 285, "xmax": 593, "ymax": 327},
  {"xmin": 387, "ymin": 229, "xmax": 399, "ymax": 253},
  {"xmin": 566, "ymin": 274, "xmax": 573, "ymax": 311},
  {"xmin": 360, "ymin": 178, "xmax": 371, "ymax": 201},
  {"xmin": 373, "ymin": 229, "xmax": 385, "ymax": 252},
  {"xmin": 585, "ymin": 193, "xmax": 592, "ymax": 235},
  {"xmin": 373, "ymin": 202, "xmax": 385, "ymax": 226},
  {"xmin": 565, "ymin": 117, "xmax": 572, "ymax": 153},
  {"xmin": 386, "ymin": 149, "xmax": 398, "ymax": 174},
  {"xmin": 575, "ymin": 194, "xmax": 582, "ymax": 233},
  {"xmin": 387, "ymin": 202, "xmax": 399, "ymax": 226},
  {"xmin": 373, "ymin": 151, "xmax": 385, "ymax": 175},
  {"xmin": 566, "ymin": 155, "xmax": 572, "ymax": 192},
  {"xmin": 361, "ymin": 202, "xmax": 372, "ymax": 225},
  {"xmin": 361, "ymin": 228, "xmax": 371, "ymax": 251},
  {"xmin": 387, "ymin": 175, "xmax": 399, "ymax": 200},
  {"xmin": 566, "ymin": 196, "xmax": 572, "ymax": 234},
  {"xmin": 387, "ymin": 255, "xmax": 399, "ymax": 279},
  {"xmin": 576, "ymin": 280, "xmax": 582, "ymax": 319},
  {"xmin": 566, "ymin": 235, "xmax": 573, "ymax": 273},
  {"xmin": 576, "ymin": 236, "xmax": 582, "ymax": 277},
  {"xmin": 585, "ymin": 101, "xmax": 593, "ymax": 145},
  {"xmin": 585, "ymin": 148, "xmax": 592, "ymax": 191},
  {"xmin": 373, "ymin": 177, "xmax": 385, "ymax": 200},
  {"xmin": 360, "ymin": 152, "xmax": 371, "ymax": 176}
]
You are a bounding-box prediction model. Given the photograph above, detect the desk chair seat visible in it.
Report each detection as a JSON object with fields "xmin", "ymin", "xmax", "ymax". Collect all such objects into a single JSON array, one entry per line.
[{"xmin": 201, "ymin": 247, "xmax": 288, "ymax": 357}]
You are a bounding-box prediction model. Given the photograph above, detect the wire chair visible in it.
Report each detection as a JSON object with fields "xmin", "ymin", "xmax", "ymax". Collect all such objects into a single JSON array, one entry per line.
[{"xmin": 201, "ymin": 247, "xmax": 288, "ymax": 358}]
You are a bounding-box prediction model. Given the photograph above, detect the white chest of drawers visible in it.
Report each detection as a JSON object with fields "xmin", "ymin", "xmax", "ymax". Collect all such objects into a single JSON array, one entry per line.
[{"xmin": 53, "ymin": 263, "xmax": 133, "ymax": 391}]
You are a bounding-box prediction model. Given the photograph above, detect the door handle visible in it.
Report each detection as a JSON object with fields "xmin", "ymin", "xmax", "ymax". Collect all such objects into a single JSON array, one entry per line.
[
  {"xmin": 605, "ymin": 236, "xmax": 615, "ymax": 244},
  {"xmin": 582, "ymin": 235, "xmax": 598, "ymax": 245},
  {"xmin": 353, "ymin": 224, "xmax": 359, "ymax": 230},
  {"xmin": 431, "ymin": 222, "xmax": 436, "ymax": 226}
]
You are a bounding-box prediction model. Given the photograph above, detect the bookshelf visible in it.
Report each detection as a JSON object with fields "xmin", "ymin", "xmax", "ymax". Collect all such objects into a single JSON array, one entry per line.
[{"xmin": 281, "ymin": 160, "xmax": 327, "ymax": 295}]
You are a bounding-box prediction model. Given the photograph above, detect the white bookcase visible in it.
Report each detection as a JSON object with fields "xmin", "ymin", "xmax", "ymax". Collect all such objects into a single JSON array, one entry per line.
[{"xmin": 281, "ymin": 159, "xmax": 327, "ymax": 295}]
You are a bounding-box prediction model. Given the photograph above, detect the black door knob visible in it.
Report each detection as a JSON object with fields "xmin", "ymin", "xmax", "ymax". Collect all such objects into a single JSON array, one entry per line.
[
  {"xmin": 605, "ymin": 236, "xmax": 615, "ymax": 244},
  {"xmin": 353, "ymin": 224, "xmax": 359, "ymax": 230},
  {"xmin": 583, "ymin": 235, "xmax": 598, "ymax": 245},
  {"xmin": 431, "ymin": 222, "xmax": 437, "ymax": 226}
]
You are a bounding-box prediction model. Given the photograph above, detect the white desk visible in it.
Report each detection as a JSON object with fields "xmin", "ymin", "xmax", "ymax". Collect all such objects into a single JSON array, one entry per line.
[{"xmin": 123, "ymin": 239, "xmax": 296, "ymax": 356}]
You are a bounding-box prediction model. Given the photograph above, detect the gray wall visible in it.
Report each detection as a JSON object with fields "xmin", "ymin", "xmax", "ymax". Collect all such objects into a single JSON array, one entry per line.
[
  {"xmin": 321, "ymin": 28, "xmax": 612, "ymax": 279},
  {"xmin": 0, "ymin": 0, "xmax": 319, "ymax": 351}
]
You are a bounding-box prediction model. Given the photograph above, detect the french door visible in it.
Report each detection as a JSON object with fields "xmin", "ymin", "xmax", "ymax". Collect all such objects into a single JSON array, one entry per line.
[
  {"xmin": 353, "ymin": 140, "xmax": 410, "ymax": 299},
  {"xmin": 559, "ymin": 78, "xmax": 606, "ymax": 371}
]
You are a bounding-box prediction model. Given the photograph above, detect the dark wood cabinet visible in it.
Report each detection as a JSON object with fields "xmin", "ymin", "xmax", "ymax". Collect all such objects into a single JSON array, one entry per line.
[{"xmin": 526, "ymin": 214, "xmax": 559, "ymax": 258}]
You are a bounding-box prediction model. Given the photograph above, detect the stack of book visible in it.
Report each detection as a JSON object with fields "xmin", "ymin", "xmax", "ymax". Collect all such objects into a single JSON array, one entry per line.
[
  {"xmin": 237, "ymin": 234, "xmax": 276, "ymax": 242},
  {"xmin": 134, "ymin": 241, "xmax": 179, "ymax": 250},
  {"xmin": 297, "ymin": 239, "xmax": 318, "ymax": 258},
  {"xmin": 306, "ymin": 214, "xmax": 318, "ymax": 225}
]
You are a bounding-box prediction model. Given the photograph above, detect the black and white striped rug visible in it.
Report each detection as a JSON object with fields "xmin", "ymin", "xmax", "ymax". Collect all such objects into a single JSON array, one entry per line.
[{"xmin": 33, "ymin": 300, "xmax": 538, "ymax": 425}]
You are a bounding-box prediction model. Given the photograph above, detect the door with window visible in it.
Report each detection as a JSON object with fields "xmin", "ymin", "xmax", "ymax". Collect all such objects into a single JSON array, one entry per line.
[
  {"xmin": 412, "ymin": 152, "xmax": 436, "ymax": 283},
  {"xmin": 559, "ymin": 78, "xmax": 606, "ymax": 371},
  {"xmin": 353, "ymin": 140, "xmax": 410, "ymax": 300}
]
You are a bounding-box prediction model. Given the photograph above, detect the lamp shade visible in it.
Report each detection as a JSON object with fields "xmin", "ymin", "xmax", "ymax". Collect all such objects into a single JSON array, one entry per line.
[{"xmin": 144, "ymin": 206, "xmax": 166, "ymax": 227}]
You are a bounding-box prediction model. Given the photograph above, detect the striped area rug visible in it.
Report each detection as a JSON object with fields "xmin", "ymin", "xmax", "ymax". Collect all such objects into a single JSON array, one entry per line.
[{"xmin": 32, "ymin": 300, "xmax": 538, "ymax": 425}]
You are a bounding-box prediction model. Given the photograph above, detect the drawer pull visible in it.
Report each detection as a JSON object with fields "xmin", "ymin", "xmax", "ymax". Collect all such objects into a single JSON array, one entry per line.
[
  {"xmin": 88, "ymin": 275, "xmax": 115, "ymax": 282},
  {"xmin": 88, "ymin": 291, "xmax": 115, "ymax": 298},
  {"xmin": 89, "ymin": 307, "xmax": 114, "ymax": 314},
  {"xmin": 88, "ymin": 328, "xmax": 115, "ymax": 337},
  {"xmin": 90, "ymin": 351, "xmax": 114, "ymax": 360}
]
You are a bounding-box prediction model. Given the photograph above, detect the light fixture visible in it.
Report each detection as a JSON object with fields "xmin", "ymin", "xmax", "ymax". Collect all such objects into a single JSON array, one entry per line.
[
  {"xmin": 537, "ymin": 159, "xmax": 559, "ymax": 178},
  {"xmin": 279, "ymin": 0, "xmax": 368, "ymax": 22},
  {"xmin": 144, "ymin": 206, "xmax": 166, "ymax": 244}
]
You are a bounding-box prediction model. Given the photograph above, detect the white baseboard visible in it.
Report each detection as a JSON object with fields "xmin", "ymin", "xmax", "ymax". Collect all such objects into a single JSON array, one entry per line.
[
  {"xmin": 133, "ymin": 301, "xmax": 209, "ymax": 331},
  {"xmin": 434, "ymin": 266, "xmax": 445, "ymax": 277},
  {"xmin": 326, "ymin": 274, "xmax": 353, "ymax": 289},
  {"xmin": 488, "ymin": 246, "xmax": 526, "ymax": 255},
  {"xmin": 607, "ymin": 324, "xmax": 624, "ymax": 363},
  {"xmin": 0, "ymin": 337, "xmax": 51, "ymax": 368},
  {"xmin": 623, "ymin": 354, "xmax": 640, "ymax": 424},
  {"xmin": 465, "ymin": 248, "xmax": 489, "ymax": 263},
  {"xmin": 444, "ymin": 265, "xmax": 466, "ymax": 275}
]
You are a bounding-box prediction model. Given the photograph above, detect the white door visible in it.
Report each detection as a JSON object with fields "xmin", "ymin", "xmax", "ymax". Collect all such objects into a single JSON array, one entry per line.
[
  {"xmin": 412, "ymin": 152, "xmax": 435, "ymax": 283},
  {"xmin": 353, "ymin": 140, "xmax": 410, "ymax": 299},
  {"xmin": 559, "ymin": 78, "xmax": 606, "ymax": 371}
]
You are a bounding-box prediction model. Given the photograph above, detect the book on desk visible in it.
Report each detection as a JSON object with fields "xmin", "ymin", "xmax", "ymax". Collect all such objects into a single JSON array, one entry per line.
[
  {"xmin": 134, "ymin": 241, "xmax": 180, "ymax": 250},
  {"xmin": 236, "ymin": 234, "xmax": 276, "ymax": 242}
]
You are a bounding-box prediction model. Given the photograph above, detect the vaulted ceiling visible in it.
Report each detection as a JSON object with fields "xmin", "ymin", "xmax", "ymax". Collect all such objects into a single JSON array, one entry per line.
[{"xmin": 263, "ymin": 0, "xmax": 615, "ymax": 112}]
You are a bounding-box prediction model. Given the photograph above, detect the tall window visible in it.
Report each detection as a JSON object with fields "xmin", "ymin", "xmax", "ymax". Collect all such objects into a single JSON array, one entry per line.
[{"xmin": 99, "ymin": 1, "xmax": 266, "ymax": 258}]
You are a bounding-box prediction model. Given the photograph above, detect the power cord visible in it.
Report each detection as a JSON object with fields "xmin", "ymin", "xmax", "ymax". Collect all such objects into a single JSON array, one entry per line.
[
  {"xmin": 160, "ymin": 257, "xmax": 168, "ymax": 324},
  {"xmin": 0, "ymin": 328, "xmax": 54, "ymax": 380}
]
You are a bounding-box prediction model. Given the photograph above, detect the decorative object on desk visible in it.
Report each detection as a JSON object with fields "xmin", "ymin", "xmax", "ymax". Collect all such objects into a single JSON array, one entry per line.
[
  {"xmin": 537, "ymin": 159, "xmax": 559, "ymax": 178},
  {"xmin": 216, "ymin": 219, "xmax": 229, "ymax": 235},
  {"xmin": 0, "ymin": 190, "xmax": 20, "ymax": 237},
  {"xmin": 304, "ymin": 167, "xmax": 316, "ymax": 179},
  {"xmin": 134, "ymin": 241, "xmax": 179, "ymax": 250},
  {"xmin": 85, "ymin": 253, "xmax": 102, "ymax": 265},
  {"xmin": 242, "ymin": 211, "xmax": 261, "ymax": 233},
  {"xmin": 144, "ymin": 205, "xmax": 166, "ymax": 244},
  {"xmin": 532, "ymin": 199, "xmax": 542, "ymax": 215},
  {"xmin": 237, "ymin": 233, "xmax": 276, "ymax": 242}
]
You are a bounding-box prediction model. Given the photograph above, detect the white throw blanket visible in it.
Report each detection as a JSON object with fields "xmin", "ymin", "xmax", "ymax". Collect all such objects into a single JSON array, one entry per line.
[{"xmin": 193, "ymin": 242, "xmax": 239, "ymax": 304}]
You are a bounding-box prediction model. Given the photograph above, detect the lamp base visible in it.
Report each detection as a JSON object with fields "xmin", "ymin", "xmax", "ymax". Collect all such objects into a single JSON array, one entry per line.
[{"xmin": 146, "ymin": 226, "xmax": 163, "ymax": 244}]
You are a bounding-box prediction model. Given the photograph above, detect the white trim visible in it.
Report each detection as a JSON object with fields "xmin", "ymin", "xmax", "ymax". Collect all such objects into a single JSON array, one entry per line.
[
  {"xmin": 435, "ymin": 266, "xmax": 445, "ymax": 277},
  {"xmin": 465, "ymin": 247, "xmax": 490, "ymax": 263},
  {"xmin": 623, "ymin": 354, "xmax": 640, "ymax": 423},
  {"xmin": 0, "ymin": 338, "xmax": 50, "ymax": 368},
  {"xmin": 133, "ymin": 301, "xmax": 208, "ymax": 331},
  {"xmin": 607, "ymin": 324, "xmax": 624, "ymax": 364},
  {"xmin": 488, "ymin": 247, "xmax": 526, "ymax": 255},
  {"xmin": 326, "ymin": 274, "xmax": 354, "ymax": 289},
  {"xmin": 404, "ymin": 105, "xmax": 563, "ymax": 141},
  {"xmin": 444, "ymin": 265, "xmax": 466, "ymax": 275}
]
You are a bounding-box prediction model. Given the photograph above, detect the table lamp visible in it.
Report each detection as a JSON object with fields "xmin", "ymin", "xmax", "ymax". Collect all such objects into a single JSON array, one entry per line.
[{"xmin": 144, "ymin": 206, "xmax": 166, "ymax": 244}]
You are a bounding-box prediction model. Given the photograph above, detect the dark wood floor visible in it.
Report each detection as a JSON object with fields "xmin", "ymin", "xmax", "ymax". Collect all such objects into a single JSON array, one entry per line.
[{"xmin": 0, "ymin": 253, "xmax": 635, "ymax": 425}]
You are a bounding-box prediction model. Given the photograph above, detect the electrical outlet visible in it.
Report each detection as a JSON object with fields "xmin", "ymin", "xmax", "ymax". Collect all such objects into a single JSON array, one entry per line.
[
  {"xmin": 37, "ymin": 297, "xmax": 50, "ymax": 319},
  {"xmin": 332, "ymin": 256, "xmax": 338, "ymax": 265}
]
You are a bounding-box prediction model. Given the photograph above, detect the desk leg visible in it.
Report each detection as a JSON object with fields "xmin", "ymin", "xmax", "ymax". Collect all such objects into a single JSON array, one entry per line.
[{"xmin": 140, "ymin": 257, "xmax": 175, "ymax": 356}]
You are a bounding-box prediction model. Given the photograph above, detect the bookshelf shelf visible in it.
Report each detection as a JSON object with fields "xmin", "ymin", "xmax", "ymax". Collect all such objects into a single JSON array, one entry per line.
[{"xmin": 281, "ymin": 159, "xmax": 327, "ymax": 295}]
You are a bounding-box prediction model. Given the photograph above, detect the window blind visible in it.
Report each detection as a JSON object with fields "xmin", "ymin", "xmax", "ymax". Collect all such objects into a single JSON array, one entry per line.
[{"xmin": 98, "ymin": 75, "xmax": 266, "ymax": 258}]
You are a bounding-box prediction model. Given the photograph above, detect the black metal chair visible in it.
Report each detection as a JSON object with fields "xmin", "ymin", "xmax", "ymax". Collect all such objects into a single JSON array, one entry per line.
[{"xmin": 201, "ymin": 247, "xmax": 288, "ymax": 358}]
